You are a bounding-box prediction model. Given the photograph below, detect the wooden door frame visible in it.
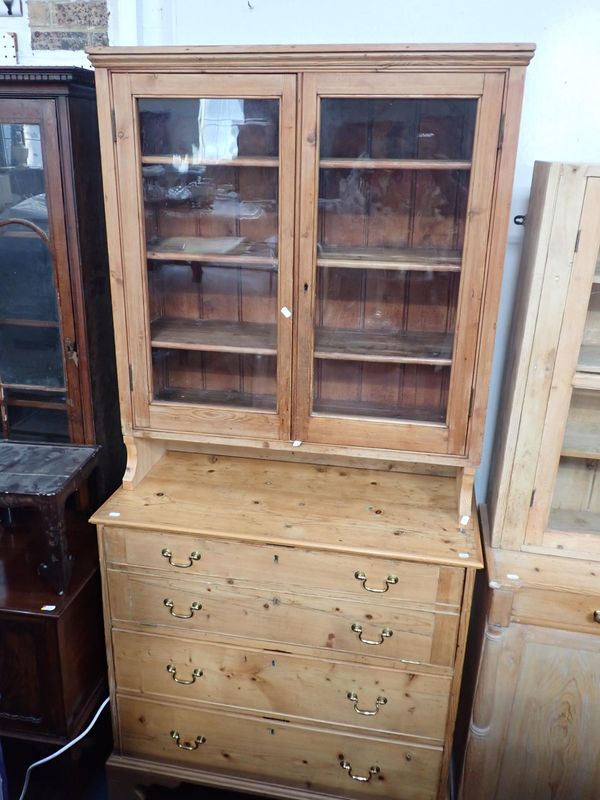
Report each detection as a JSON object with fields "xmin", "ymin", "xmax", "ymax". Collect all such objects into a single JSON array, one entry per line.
[
  {"xmin": 0, "ymin": 97, "xmax": 86, "ymax": 443},
  {"xmin": 111, "ymin": 72, "xmax": 297, "ymax": 441},
  {"xmin": 293, "ymin": 71, "xmax": 504, "ymax": 455}
]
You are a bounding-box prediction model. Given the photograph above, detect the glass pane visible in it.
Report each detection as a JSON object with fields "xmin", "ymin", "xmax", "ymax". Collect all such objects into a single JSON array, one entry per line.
[
  {"xmin": 577, "ymin": 247, "xmax": 600, "ymax": 373},
  {"xmin": 314, "ymin": 360, "xmax": 449, "ymax": 422},
  {"xmin": 312, "ymin": 97, "xmax": 476, "ymax": 424},
  {"xmin": 138, "ymin": 97, "xmax": 280, "ymax": 411},
  {"xmin": 0, "ymin": 123, "xmax": 68, "ymax": 442},
  {"xmin": 549, "ymin": 389, "xmax": 600, "ymax": 534},
  {"xmin": 4, "ymin": 389, "xmax": 69, "ymax": 443},
  {"xmin": 320, "ymin": 99, "xmax": 476, "ymax": 161},
  {"xmin": 139, "ymin": 98, "xmax": 279, "ymax": 159},
  {"xmin": 153, "ymin": 350, "xmax": 276, "ymax": 410}
]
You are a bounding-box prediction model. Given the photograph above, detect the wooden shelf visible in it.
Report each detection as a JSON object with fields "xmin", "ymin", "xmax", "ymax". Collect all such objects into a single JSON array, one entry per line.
[
  {"xmin": 151, "ymin": 318, "xmax": 277, "ymax": 356},
  {"xmin": 314, "ymin": 329, "xmax": 453, "ymax": 366},
  {"xmin": 317, "ymin": 245, "xmax": 461, "ymax": 272},
  {"xmin": 573, "ymin": 371, "xmax": 600, "ymax": 390},
  {"xmin": 6, "ymin": 397, "xmax": 67, "ymax": 410},
  {"xmin": 142, "ymin": 155, "xmax": 278, "ymax": 168},
  {"xmin": 3, "ymin": 383, "xmax": 65, "ymax": 394},
  {"xmin": 0, "ymin": 317, "xmax": 59, "ymax": 328},
  {"xmin": 147, "ymin": 236, "xmax": 277, "ymax": 267},
  {"xmin": 319, "ymin": 158, "xmax": 471, "ymax": 171},
  {"xmin": 313, "ymin": 397, "xmax": 446, "ymax": 423},
  {"xmin": 562, "ymin": 421, "xmax": 600, "ymax": 459},
  {"xmin": 548, "ymin": 508, "xmax": 600, "ymax": 535},
  {"xmin": 155, "ymin": 386, "xmax": 275, "ymax": 410},
  {"xmin": 577, "ymin": 344, "xmax": 600, "ymax": 374}
]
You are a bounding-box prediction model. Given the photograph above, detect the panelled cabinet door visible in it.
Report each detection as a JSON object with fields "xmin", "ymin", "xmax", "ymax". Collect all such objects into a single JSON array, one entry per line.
[
  {"xmin": 526, "ymin": 176, "xmax": 600, "ymax": 556},
  {"xmin": 112, "ymin": 73, "xmax": 296, "ymax": 440},
  {"xmin": 0, "ymin": 99, "xmax": 82, "ymax": 444},
  {"xmin": 294, "ymin": 72, "xmax": 504, "ymax": 454}
]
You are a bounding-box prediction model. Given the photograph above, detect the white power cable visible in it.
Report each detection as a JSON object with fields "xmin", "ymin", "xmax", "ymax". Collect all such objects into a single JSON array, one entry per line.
[{"xmin": 17, "ymin": 696, "xmax": 110, "ymax": 800}]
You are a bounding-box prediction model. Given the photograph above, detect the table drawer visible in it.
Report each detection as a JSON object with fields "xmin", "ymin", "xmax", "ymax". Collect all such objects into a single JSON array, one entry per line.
[
  {"xmin": 117, "ymin": 695, "xmax": 442, "ymax": 800},
  {"xmin": 103, "ymin": 527, "xmax": 463, "ymax": 609},
  {"xmin": 113, "ymin": 630, "xmax": 451, "ymax": 741},
  {"xmin": 108, "ymin": 571, "xmax": 460, "ymax": 668}
]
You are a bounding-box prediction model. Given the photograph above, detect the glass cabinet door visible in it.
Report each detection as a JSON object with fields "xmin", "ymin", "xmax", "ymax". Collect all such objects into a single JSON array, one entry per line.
[
  {"xmin": 0, "ymin": 102, "xmax": 80, "ymax": 443},
  {"xmin": 295, "ymin": 73, "xmax": 504, "ymax": 453},
  {"xmin": 546, "ymin": 180, "xmax": 600, "ymax": 549},
  {"xmin": 114, "ymin": 75, "xmax": 295, "ymax": 439}
]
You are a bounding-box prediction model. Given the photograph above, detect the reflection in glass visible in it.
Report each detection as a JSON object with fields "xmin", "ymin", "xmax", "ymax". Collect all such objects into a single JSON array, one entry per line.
[
  {"xmin": 138, "ymin": 98, "xmax": 279, "ymax": 159},
  {"xmin": 0, "ymin": 125, "xmax": 69, "ymax": 440},
  {"xmin": 320, "ymin": 99, "xmax": 477, "ymax": 161},
  {"xmin": 137, "ymin": 97, "xmax": 281, "ymax": 412},
  {"xmin": 311, "ymin": 97, "xmax": 476, "ymax": 425}
]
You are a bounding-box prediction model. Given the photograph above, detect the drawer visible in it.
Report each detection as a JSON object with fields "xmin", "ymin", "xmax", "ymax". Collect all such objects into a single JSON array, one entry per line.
[
  {"xmin": 108, "ymin": 571, "xmax": 460, "ymax": 668},
  {"xmin": 113, "ymin": 630, "xmax": 451, "ymax": 741},
  {"xmin": 117, "ymin": 695, "xmax": 442, "ymax": 800},
  {"xmin": 103, "ymin": 527, "xmax": 463, "ymax": 609},
  {"xmin": 512, "ymin": 586, "xmax": 600, "ymax": 634}
]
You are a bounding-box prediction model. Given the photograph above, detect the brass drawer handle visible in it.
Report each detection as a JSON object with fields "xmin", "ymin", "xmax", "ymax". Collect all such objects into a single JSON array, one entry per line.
[
  {"xmin": 354, "ymin": 571, "xmax": 398, "ymax": 594},
  {"xmin": 339, "ymin": 760, "xmax": 381, "ymax": 782},
  {"xmin": 351, "ymin": 623, "xmax": 393, "ymax": 646},
  {"xmin": 170, "ymin": 730, "xmax": 206, "ymax": 750},
  {"xmin": 163, "ymin": 598, "xmax": 202, "ymax": 619},
  {"xmin": 166, "ymin": 664, "xmax": 204, "ymax": 685},
  {"xmin": 346, "ymin": 691, "xmax": 388, "ymax": 716},
  {"xmin": 161, "ymin": 547, "xmax": 201, "ymax": 568},
  {"xmin": 593, "ymin": 610, "xmax": 600, "ymax": 623}
]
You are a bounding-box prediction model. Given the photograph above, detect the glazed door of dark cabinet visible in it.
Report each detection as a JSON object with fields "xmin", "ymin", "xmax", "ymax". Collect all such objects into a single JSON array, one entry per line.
[{"xmin": 0, "ymin": 99, "xmax": 83, "ymax": 444}]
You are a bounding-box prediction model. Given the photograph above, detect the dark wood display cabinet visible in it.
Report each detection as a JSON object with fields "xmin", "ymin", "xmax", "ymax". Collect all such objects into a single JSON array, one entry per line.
[
  {"xmin": 0, "ymin": 67, "xmax": 123, "ymax": 502},
  {"xmin": 0, "ymin": 68, "xmax": 122, "ymax": 745}
]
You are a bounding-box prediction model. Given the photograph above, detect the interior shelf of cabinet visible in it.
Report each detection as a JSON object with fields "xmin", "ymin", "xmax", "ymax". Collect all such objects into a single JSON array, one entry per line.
[
  {"xmin": 150, "ymin": 318, "xmax": 277, "ymax": 355},
  {"xmin": 316, "ymin": 245, "xmax": 461, "ymax": 272},
  {"xmin": 319, "ymin": 158, "xmax": 471, "ymax": 171},
  {"xmin": 155, "ymin": 386, "xmax": 275, "ymax": 410},
  {"xmin": 573, "ymin": 371, "xmax": 600, "ymax": 390},
  {"xmin": 141, "ymin": 155, "xmax": 279, "ymax": 168},
  {"xmin": 3, "ymin": 383, "xmax": 65, "ymax": 394},
  {"xmin": 577, "ymin": 344, "xmax": 600, "ymax": 374},
  {"xmin": 561, "ymin": 421, "xmax": 600, "ymax": 459},
  {"xmin": 6, "ymin": 397, "xmax": 67, "ymax": 410},
  {"xmin": 0, "ymin": 318, "xmax": 60, "ymax": 328},
  {"xmin": 313, "ymin": 396, "xmax": 446, "ymax": 423},
  {"xmin": 314, "ymin": 329, "xmax": 453, "ymax": 365},
  {"xmin": 147, "ymin": 240, "xmax": 276, "ymax": 268},
  {"xmin": 548, "ymin": 508, "xmax": 600, "ymax": 535}
]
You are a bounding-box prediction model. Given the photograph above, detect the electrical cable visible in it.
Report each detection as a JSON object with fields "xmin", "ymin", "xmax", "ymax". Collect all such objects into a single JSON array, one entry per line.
[{"xmin": 17, "ymin": 696, "xmax": 110, "ymax": 800}]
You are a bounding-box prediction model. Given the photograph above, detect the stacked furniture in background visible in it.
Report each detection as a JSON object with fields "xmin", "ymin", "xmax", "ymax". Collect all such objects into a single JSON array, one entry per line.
[
  {"xmin": 0, "ymin": 68, "xmax": 123, "ymax": 745},
  {"xmin": 88, "ymin": 44, "xmax": 533, "ymax": 800},
  {"xmin": 460, "ymin": 163, "xmax": 600, "ymax": 800}
]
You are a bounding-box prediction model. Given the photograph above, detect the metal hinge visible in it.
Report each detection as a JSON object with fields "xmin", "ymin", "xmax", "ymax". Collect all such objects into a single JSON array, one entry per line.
[
  {"xmin": 574, "ymin": 229, "xmax": 581, "ymax": 253},
  {"xmin": 128, "ymin": 364, "xmax": 133, "ymax": 392},
  {"xmin": 497, "ymin": 113, "xmax": 505, "ymax": 150},
  {"xmin": 468, "ymin": 387, "xmax": 475, "ymax": 418},
  {"xmin": 530, "ymin": 489, "xmax": 536, "ymax": 507},
  {"xmin": 111, "ymin": 109, "xmax": 117, "ymax": 143}
]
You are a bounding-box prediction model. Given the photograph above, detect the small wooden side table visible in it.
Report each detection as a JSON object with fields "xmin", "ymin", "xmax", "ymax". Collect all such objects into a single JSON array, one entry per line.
[{"xmin": 0, "ymin": 443, "xmax": 100, "ymax": 595}]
